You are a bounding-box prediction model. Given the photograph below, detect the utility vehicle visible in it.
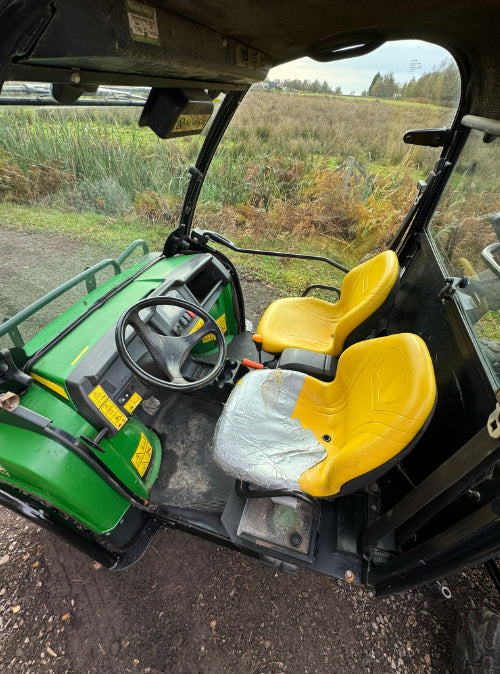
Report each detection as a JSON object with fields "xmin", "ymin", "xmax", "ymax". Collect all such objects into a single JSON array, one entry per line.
[{"xmin": 0, "ymin": 0, "xmax": 499, "ymax": 631}]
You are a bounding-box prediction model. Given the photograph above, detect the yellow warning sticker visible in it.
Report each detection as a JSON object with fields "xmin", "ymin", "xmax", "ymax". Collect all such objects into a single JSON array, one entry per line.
[
  {"xmin": 88, "ymin": 386, "xmax": 127, "ymax": 430},
  {"xmin": 216, "ymin": 313, "xmax": 227, "ymax": 333},
  {"xmin": 201, "ymin": 313, "xmax": 228, "ymax": 343},
  {"xmin": 188, "ymin": 314, "xmax": 227, "ymax": 343},
  {"xmin": 189, "ymin": 317, "xmax": 204, "ymax": 334},
  {"xmin": 131, "ymin": 432, "xmax": 153, "ymax": 477},
  {"xmin": 124, "ymin": 392, "xmax": 142, "ymax": 414},
  {"xmin": 88, "ymin": 385, "xmax": 108, "ymax": 407}
]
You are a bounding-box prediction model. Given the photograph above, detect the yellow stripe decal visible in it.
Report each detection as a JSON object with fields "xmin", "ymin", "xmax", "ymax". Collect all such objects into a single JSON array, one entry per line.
[
  {"xmin": 31, "ymin": 372, "xmax": 69, "ymax": 400},
  {"xmin": 70, "ymin": 345, "xmax": 90, "ymax": 367}
]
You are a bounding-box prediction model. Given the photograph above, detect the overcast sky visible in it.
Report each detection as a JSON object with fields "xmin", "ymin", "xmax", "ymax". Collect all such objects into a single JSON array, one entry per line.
[{"xmin": 269, "ymin": 40, "xmax": 453, "ymax": 95}]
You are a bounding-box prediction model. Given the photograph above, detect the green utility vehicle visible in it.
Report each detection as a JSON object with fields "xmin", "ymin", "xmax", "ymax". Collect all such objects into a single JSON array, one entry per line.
[{"xmin": 0, "ymin": 4, "xmax": 499, "ymax": 643}]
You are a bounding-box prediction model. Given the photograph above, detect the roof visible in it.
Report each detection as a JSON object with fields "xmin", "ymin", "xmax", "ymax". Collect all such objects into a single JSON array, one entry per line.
[{"xmin": 3, "ymin": 0, "xmax": 500, "ymax": 117}]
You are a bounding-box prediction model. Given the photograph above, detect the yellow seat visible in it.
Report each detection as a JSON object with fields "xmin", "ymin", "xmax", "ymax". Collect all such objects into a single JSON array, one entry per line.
[
  {"xmin": 257, "ymin": 250, "xmax": 399, "ymax": 357},
  {"xmin": 214, "ymin": 333, "xmax": 436, "ymax": 498}
]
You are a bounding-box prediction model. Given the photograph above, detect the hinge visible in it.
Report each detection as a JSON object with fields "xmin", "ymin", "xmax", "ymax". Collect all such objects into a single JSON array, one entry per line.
[
  {"xmin": 188, "ymin": 166, "xmax": 204, "ymax": 181},
  {"xmin": 488, "ymin": 391, "xmax": 500, "ymax": 439},
  {"xmin": 438, "ymin": 276, "xmax": 469, "ymax": 302},
  {"xmin": 412, "ymin": 157, "xmax": 450, "ymax": 207}
]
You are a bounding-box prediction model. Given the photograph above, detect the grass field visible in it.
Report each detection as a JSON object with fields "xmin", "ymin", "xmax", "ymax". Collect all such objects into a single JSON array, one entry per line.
[{"xmin": 0, "ymin": 89, "xmax": 457, "ymax": 291}]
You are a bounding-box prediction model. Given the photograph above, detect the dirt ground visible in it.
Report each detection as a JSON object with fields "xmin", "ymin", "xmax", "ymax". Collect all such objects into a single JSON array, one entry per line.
[{"xmin": 0, "ymin": 226, "xmax": 499, "ymax": 674}]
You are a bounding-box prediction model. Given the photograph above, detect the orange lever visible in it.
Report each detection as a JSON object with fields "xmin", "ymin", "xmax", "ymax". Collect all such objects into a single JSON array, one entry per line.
[
  {"xmin": 252, "ymin": 333, "xmax": 263, "ymax": 363},
  {"xmin": 242, "ymin": 358, "xmax": 264, "ymax": 370}
]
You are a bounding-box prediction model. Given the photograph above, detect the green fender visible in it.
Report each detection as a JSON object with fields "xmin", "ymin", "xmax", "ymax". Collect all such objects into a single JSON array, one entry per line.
[{"xmin": 0, "ymin": 384, "xmax": 161, "ymax": 533}]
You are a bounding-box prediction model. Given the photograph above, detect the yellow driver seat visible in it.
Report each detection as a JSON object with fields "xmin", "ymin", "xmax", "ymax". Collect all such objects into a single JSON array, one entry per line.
[
  {"xmin": 214, "ymin": 333, "xmax": 436, "ymax": 498},
  {"xmin": 257, "ymin": 250, "xmax": 399, "ymax": 357}
]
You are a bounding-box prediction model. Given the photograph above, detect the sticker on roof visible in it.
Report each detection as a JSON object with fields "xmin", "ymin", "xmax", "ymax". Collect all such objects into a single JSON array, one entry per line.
[{"xmin": 126, "ymin": 0, "xmax": 160, "ymax": 46}]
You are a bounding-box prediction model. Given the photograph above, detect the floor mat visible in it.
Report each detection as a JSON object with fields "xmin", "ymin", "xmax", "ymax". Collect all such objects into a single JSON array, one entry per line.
[{"xmin": 149, "ymin": 393, "xmax": 233, "ymax": 509}]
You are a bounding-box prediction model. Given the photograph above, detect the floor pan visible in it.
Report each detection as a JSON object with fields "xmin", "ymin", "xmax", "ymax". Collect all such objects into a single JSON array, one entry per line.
[{"xmin": 148, "ymin": 393, "xmax": 233, "ymax": 510}]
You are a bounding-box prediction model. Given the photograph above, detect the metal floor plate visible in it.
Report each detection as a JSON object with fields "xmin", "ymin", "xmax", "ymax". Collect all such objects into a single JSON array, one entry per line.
[{"xmin": 148, "ymin": 393, "xmax": 233, "ymax": 509}]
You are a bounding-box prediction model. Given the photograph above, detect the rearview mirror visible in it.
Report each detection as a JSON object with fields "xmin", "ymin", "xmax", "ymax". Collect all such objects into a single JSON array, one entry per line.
[{"xmin": 139, "ymin": 87, "xmax": 214, "ymax": 139}]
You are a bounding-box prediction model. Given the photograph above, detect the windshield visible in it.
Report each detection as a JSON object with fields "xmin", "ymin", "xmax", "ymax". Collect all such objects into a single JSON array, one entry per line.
[
  {"xmin": 0, "ymin": 86, "xmax": 217, "ymax": 350},
  {"xmin": 197, "ymin": 41, "xmax": 460, "ymax": 294},
  {"xmin": 0, "ymin": 41, "xmax": 460, "ymax": 349}
]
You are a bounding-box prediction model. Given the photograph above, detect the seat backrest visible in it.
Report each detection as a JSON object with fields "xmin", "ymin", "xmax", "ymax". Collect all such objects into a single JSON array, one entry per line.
[
  {"xmin": 297, "ymin": 332, "xmax": 436, "ymax": 497},
  {"xmin": 331, "ymin": 250, "xmax": 399, "ymax": 355}
]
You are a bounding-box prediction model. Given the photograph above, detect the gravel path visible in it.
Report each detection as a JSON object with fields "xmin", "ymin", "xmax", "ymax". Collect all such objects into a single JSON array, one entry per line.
[{"xmin": 0, "ymin": 226, "xmax": 499, "ymax": 674}]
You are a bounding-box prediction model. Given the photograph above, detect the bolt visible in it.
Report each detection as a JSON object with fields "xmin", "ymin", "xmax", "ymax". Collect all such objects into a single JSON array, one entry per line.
[
  {"xmin": 70, "ymin": 72, "xmax": 81, "ymax": 84},
  {"xmin": 0, "ymin": 392, "xmax": 20, "ymax": 412},
  {"xmin": 344, "ymin": 569, "xmax": 355, "ymax": 583}
]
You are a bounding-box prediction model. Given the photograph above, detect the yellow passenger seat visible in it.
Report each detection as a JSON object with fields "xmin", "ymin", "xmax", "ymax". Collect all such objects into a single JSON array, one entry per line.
[
  {"xmin": 257, "ymin": 250, "xmax": 399, "ymax": 356},
  {"xmin": 214, "ymin": 333, "xmax": 436, "ymax": 498}
]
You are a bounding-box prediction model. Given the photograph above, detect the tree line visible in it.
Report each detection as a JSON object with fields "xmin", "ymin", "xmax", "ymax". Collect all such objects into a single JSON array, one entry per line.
[
  {"xmin": 364, "ymin": 62, "xmax": 459, "ymax": 106},
  {"xmin": 266, "ymin": 78, "xmax": 343, "ymax": 95},
  {"xmin": 267, "ymin": 61, "xmax": 459, "ymax": 107}
]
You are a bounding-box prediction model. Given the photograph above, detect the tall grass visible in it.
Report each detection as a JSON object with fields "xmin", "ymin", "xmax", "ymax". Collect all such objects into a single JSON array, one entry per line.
[
  {"xmin": 0, "ymin": 107, "xmax": 188, "ymax": 199},
  {"xmin": 227, "ymin": 91, "xmax": 454, "ymax": 166},
  {"xmin": 0, "ymin": 90, "xmax": 457, "ymax": 257}
]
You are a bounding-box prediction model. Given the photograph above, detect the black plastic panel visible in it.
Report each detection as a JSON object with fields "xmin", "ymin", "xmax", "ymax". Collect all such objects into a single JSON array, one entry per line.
[{"xmin": 388, "ymin": 235, "xmax": 497, "ymax": 488}]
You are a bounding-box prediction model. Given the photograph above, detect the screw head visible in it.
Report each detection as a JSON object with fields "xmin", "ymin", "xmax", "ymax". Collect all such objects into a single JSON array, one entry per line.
[
  {"xmin": 70, "ymin": 72, "xmax": 81, "ymax": 84},
  {"xmin": 344, "ymin": 569, "xmax": 355, "ymax": 583}
]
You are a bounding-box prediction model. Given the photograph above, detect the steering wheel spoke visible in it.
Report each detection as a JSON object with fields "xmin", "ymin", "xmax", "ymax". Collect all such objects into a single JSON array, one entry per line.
[
  {"xmin": 183, "ymin": 321, "xmax": 217, "ymax": 347},
  {"xmin": 115, "ymin": 297, "xmax": 227, "ymax": 391},
  {"xmin": 128, "ymin": 311, "xmax": 171, "ymax": 370}
]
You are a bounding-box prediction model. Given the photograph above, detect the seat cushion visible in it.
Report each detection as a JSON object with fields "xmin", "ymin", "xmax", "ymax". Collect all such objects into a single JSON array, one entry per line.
[
  {"xmin": 213, "ymin": 333, "xmax": 436, "ymax": 497},
  {"xmin": 213, "ymin": 368, "xmax": 327, "ymax": 490},
  {"xmin": 256, "ymin": 296, "xmax": 341, "ymax": 355}
]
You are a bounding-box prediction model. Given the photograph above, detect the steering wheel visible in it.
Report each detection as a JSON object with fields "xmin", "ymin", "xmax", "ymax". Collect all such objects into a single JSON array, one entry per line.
[{"xmin": 115, "ymin": 296, "xmax": 227, "ymax": 391}]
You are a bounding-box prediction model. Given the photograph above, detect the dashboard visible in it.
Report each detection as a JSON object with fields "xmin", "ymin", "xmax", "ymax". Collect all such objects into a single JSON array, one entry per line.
[{"xmin": 31, "ymin": 253, "xmax": 235, "ymax": 435}]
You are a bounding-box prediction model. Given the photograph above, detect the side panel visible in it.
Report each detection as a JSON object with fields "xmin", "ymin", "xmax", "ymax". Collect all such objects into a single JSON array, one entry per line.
[
  {"xmin": 389, "ymin": 236, "xmax": 495, "ymax": 482},
  {"xmin": 0, "ymin": 383, "xmax": 161, "ymax": 533}
]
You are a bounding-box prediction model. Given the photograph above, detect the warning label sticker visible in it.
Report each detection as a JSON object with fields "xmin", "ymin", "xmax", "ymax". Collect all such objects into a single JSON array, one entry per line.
[
  {"xmin": 126, "ymin": 0, "xmax": 160, "ymax": 45},
  {"xmin": 189, "ymin": 314, "xmax": 227, "ymax": 343},
  {"xmin": 131, "ymin": 432, "xmax": 152, "ymax": 477},
  {"xmin": 124, "ymin": 392, "xmax": 142, "ymax": 414},
  {"xmin": 88, "ymin": 385, "xmax": 108, "ymax": 408},
  {"xmin": 216, "ymin": 314, "xmax": 227, "ymax": 333},
  {"xmin": 88, "ymin": 385, "xmax": 127, "ymax": 430},
  {"xmin": 189, "ymin": 317, "xmax": 204, "ymax": 334},
  {"xmin": 202, "ymin": 313, "xmax": 227, "ymax": 343}
]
